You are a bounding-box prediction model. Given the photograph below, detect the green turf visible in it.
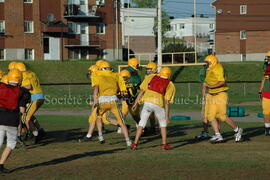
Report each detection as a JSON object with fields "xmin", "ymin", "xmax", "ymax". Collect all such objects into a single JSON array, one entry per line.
[
  {"xmin": 0, "ymin": 61, "xmax": 265, "ymax": 83},
  {"xmin": 1, "ymin": 115, "xmax": 269, "ymax": 179}
]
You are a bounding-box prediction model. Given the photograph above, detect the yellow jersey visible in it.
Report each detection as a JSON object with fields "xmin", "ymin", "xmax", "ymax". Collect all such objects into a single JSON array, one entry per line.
[
  {"xmin": 21, "ymin": 70, "xmax": 43, "ymax": 94},
  {"xmin": 205, "ymin": 64, "xmax": 229, "ymax": 94},
  {"xmin": 95, "ymin": 70, "xmax": 126, "ymax": 96},
  {"xmin": 140, "ymin": 74, "xmax": 175, "ymax": 107},
  {"xmin": 91, "ymin": 70, "xmax": 100, "ymax": 88}
]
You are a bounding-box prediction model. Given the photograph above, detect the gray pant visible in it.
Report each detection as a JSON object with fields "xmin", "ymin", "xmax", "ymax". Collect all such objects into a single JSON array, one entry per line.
[{"xmin": 0, "ymin": 125, "xmax": 18, "ymax": 150}]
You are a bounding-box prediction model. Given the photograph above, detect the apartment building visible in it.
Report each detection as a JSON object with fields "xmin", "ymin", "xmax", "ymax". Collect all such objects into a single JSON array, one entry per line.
[
  {"xmin": 213, "ymin": 0, "xmax": 270, "ymax": 61},
  {"xmin": 165, "ymin": 17, "xmax": 215, "ymax": 54},
  {"xmin": 0, "ymin": 0, "xmax": 122, "ymax": 61}
]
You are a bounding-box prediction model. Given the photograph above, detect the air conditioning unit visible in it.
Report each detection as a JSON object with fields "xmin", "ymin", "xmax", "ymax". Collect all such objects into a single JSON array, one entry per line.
[{"xmin": 96, "ymin": 0, "xmax": 104, "ymax": 6}]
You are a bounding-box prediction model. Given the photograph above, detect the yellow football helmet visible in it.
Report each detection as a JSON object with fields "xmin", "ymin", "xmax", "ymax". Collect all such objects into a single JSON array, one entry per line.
[
  {"xmin": 146, "ymin": 62, "xmax": 157, "ymax": 74},
  {"xmin": 204, "ymin": 55, "xmax": 218, "ymax": 69},
  {"xmin": 96, "ymin": 60, "xmax": 106, "ymax": 69},
  {"xmin": 1, "ymin": 75, "xmax": 8, "ymax": 84},
  {"xmin": 120, "ymin": 70, "xmax": 131, "ymax": 78},
  {"xmin": 8, "ymin": 61, "xmax": 17, "ymax": 71},
  {"xmin": 88, "ymin": 65, "xmax": 99, "ymax": 72},
  {"xmin": 15, "ymin": 62, "xmax": 27, "ymax": 72},
  {"xmin": 159, "ymin": 67, "xmax": 172, "ymax": 79},
  {"xmin": 267, "ymin": 51, "xmax": 270, "ymax": 57},
  {"xmin": 128, "ymin": 58, "xmax": 139, "ymax": 69},
  {"xmin": 100, "ymin": 61, "xmax": 111, "ymax": 70},
  {"xmin": 8, "ymin": 69, "xmax": 22, "ymax": 84}
]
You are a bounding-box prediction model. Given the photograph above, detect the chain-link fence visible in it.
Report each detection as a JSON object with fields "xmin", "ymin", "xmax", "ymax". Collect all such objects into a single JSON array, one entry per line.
[{"xmin": 40, "ymin": 82, "xmax": 261, "ymax": 109}]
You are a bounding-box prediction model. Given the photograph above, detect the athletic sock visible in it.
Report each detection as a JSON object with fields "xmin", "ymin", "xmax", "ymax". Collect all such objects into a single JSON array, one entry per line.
[
  {"xmin": 215, "ymin": 132, "xmax": 221, "ymax": 136},
  {"xmin": 125, "ymin": 138, "xmax": 130, "ymax": 142},
  {"xmin": 86, "ymin": 134, "xmax": 92, "ymax": 138},
  {"xmin": 98, "ymin": 131, "xmax": 103, "ymax": 137},
  {"xmin": 33, "ymin": 131, "xmax": 38, "ymax": 136},
  {"xmin": 234, "ymin": 127, "xmax": 239, "ymax": 133},
  {"xmin": 265, "ymin": 123, "xmax": 270, "ymax": 128}
]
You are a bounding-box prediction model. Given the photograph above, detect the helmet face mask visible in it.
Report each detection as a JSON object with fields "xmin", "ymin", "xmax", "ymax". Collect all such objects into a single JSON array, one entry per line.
[{"xmin": 123, "ymin": 76, "xmax": 130, "ymax": 83}]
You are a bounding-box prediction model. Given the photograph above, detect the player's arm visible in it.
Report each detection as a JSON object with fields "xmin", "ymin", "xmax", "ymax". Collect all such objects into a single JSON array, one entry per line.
[
  {"xmin": 259, "ymin": 76, "xmax": 266, "ymax": 99},
  {"xmin": 132, "ymin": 89, "xmax": 144, "ymax": 111},
  {"xmin": 92, "ymin": 85, "xmax": 99, "ymax": 110},
  {"xmin": 259, "ymin": 76, "xmax": 265, "ymax": 93}
]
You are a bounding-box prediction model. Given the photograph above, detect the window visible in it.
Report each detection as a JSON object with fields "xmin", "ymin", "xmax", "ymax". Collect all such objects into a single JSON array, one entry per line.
[
  {"xmin": 68, "ymin": 22, "xmax": 80, "ymax": 34},
  {"xmin": 240, "ymin": 30, "xmax": 246, "ymax": 40},
  {"xmin": 0, "ymin": 21, "xmax": 5, "ymax": 33},
  {"xmin": 209, "ymin": 23, "xmax": 214, "ymax": 29},
  {"xmin": 96, "ymin": 0, "xmax": 105, "ymax": 6},
  {"xmin": 24, "ymin": 0, "xmax": 33, "ymax": 3},
  {"xmin": 96, "ymin": 23, "xmax": 105, "ymax": 34},
  {"xmin": 0, "ymin": 49, "xmax": 4, "ymax": 60},
  {"xmin": 180, "ymin": 23, "xmax": 185, "ymax": 29},
  {"xmin": 0, "ymin": 0, "xmax": 5, "ymax": 3},
  {"xmin": 24, "ymin": 21, "xmax": 34, "ymax": 33},
  {"xmin": 25, "ymin": 49, "xmax": 34, "ymax": 60},
  {"xmin": 43, "ymin": 38, "xmax": 49, "ymax": 54},
  {"xmin": 240, "ymin": 5, "xmax": 247, "ymax": 15}
]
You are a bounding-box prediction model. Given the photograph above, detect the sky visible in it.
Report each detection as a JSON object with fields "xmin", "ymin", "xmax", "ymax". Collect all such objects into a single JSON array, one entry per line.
[{"xmin": 163, "ymin": 0, "xmax": 215, "ymax": 18}]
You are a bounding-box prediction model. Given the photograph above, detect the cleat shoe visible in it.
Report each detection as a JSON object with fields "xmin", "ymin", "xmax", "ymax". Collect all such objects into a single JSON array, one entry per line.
[
  {"xmin": 130, "ymin": 143, "xmax": 138, "ymax": 150},
  {"xmin": 235, "ymin": 128, "xmax": 243, "ymax": 142},
  {"xmin": 209, "ymin": 134, "xmax": 223, "ymax": 144},
  {"xmin": 265, "ymin": 128, "xmax": 270, "ymax": 136},
  {"xmin": 79, "ymin": 136, "xmax": 92, "ymax": 142},
  {"xmin": 195, "ymin": 131, "xmax": 209, "ymax": 139},
  {"xmin": 126, "ymin": 140, "xmax": 132, "ymax": 147},
  {"xmin": 98, "ymin": 136, "xmax": 105, "ymax": 144},
  {"xmin": 161, "ymin": 144, "xmax": 172, "ymax": 150},
  {"xmin": 0, "ymin": 165, "xmax": 10, "ymax": 174}
]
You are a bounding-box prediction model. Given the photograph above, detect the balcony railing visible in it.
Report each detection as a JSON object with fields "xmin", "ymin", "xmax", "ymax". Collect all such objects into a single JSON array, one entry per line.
[
  {"xmin": 65, "ymin": 34, "xmax": 106, "ymax": 48},
  {"xmin": 64, "ymin": 4, "xmax": 104, "ymax": 18}
]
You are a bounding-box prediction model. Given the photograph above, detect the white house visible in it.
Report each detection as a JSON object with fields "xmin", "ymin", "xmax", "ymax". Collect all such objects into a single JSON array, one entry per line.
[
  {"xmin": 166, "ymin": 17, "xmax": 215, "ymax": 54},
  {"xmin": 121, "ymin": 8, "xmax": 157, "ymax": 60}
]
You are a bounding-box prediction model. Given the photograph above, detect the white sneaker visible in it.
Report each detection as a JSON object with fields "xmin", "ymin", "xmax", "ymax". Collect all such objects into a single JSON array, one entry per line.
[
  {"xmin": 235, "ymin": 128, "xmax": 243, "ymax": 142},
  {"xmin": 126, "ymin": 140, "xmax": 132, "ymax": 147},
  {"xmin": 209, "ymin": 134, "xmax": 223, "ymax": 143},
  {"xmin": 117, "ymin": 127, "xmax": 122, "ymax": 134}
]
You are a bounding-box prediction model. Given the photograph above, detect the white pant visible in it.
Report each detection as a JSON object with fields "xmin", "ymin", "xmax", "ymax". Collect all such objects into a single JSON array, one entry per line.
[
  {"xmin": 139, "ymin": 102, "xmax": 167, "ymax": 128},
  {"xmin": 0, "ymin": 125, "xmax": 18, "ymax": 150}
]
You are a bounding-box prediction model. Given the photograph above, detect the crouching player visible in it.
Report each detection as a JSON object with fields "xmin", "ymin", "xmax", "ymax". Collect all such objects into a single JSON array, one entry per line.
[
  {"xmin": 0, "ymin": 69, "xmax": 30, "ymax": 173},
  {"xmin": 15, "ymin": 62, "xmax": 46, "ymax": 144},
  {"xmin": 131, "ymin": 67, "xmax": 175, "ymax": 150},
  {"xmin": 203, "ymin": 55, "xmax": 243, "ymax": 143},
  {"xmin": 93, "ymin": 62, "xmax": 132, "ymax": 147}
]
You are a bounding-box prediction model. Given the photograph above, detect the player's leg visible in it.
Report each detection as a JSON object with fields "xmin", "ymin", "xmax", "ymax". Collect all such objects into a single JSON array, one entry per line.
[
  {"xmin": 131, "ymin": 103, "xmax": 152, "ymax": 149},
  {"xmin": 262, "ymin": 97, "xmax": 270, "ymax": 135},
  {"xmin": 110, "ymin": 101, "xmax": 131, "ymax": 146}
]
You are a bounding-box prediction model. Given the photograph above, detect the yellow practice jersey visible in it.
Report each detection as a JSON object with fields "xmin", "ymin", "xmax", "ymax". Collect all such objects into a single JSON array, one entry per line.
[
  {"xmin": 140, "ymin": 74, "xmax": 175, "ymax": 107},
  {"xmin": 95, "ymin": 70, "xmax": 126, "ymax": 96},
  {"xmin": 205, "ymin": 64, "xmax": 229, "ymax": 94},
  {"xmin": 91, "ymin": 70, "xmax": 101, "ymax": 88},
  {"xmin": 22, "ymin": 70, "xmax": 43, "ymax": 94}
]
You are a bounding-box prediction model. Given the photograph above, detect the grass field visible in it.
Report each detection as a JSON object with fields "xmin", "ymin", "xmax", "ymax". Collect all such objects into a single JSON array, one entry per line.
[{"xmin": 1, "ymin": 115, "xmax": 270, "ymax": 180}]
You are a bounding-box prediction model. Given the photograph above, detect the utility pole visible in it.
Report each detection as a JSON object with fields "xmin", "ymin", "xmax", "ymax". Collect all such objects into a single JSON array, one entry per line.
[
  {"xmin": 157, "ymin": 0, "xmax": 162, "ymax": 68},
  {"xmin": 115, "ymin": 0, "xmax": 119, "ymax": 60},
  {"xmin": 194, "ymin": 0, "xmax": 197, "ymax": 63}
]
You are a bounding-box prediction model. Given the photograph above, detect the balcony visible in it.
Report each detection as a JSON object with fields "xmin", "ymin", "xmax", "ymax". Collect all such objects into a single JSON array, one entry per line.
[
  {"xmin": 42, "ymin": 21, "xmax": 69, "ymax": 33},
  {"xmin": 65, "ymin": 34, "xmax": 105, "ymax": 48},
  {"xmin": 64, "ymin": 4, "xmax": 104, "ymax": 20}
]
